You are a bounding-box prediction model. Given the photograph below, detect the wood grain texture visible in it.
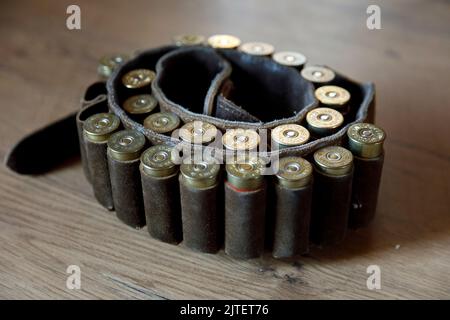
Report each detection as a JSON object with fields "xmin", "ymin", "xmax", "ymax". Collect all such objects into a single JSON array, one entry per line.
[{"xmin": 0, "ymin": 0, "xmax": 449, "ymax": 299}]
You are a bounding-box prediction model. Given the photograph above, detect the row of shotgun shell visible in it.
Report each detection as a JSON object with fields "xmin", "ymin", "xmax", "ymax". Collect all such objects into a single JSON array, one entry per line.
[
  {"xmin": 81, "ymin": 111, "xmax": 385, "ymax": 259},
  {"xmin": 99, "ymin": 33, "xmax": 337, "ymax": 82},
  {"xmin": 109, "ymin": 66, "xmax": 352, "ymax": 150}
]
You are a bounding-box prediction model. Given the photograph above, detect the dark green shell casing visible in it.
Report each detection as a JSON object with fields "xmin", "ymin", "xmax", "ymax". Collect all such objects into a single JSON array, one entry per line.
[
  {"xmin": 179, "ymin": 160, "xmax": 223, "ymax": 253},
  {"xmin": 107, "ymin": 130, "xmax": 147, "ymax": 228},
  {"xmin": 83, "ymin": 113, "xmax": 121, "ymax": 210},
  {"xmin": 224, "ymin": 181, "xmax": 266, "ymax": 259},
  {"xmin": 349, "ymin": 153, "xmax": 384, "ymax": 229},
  {"xmin": 140, "ymin": 145, "xmax": 182, "ymax": 243}
]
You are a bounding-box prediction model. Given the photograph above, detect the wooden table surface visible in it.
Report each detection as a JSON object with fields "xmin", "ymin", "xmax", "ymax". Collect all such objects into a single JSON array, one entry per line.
[{"xmin": 1, "ymin": 0, "xmax": 449, "ymax": 299}]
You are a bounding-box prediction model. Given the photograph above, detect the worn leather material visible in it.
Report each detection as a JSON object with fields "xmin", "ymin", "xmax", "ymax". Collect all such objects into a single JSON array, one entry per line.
[
  {"xmin": 140, "ymin": 169, "xmax": 182, "ymax": 244},
  {"xmin": 273, "ymin": 182, "xmax": 313, "ymax": 258},
  {"xmin": 108, "ymin": 155, "xmax": 146, "ymax": 228},
  {"xmin": 76, "ymin": 83, "xmax": 109, "ymax": 183},
  {"xmin": 179, "ymin": 177, "xmax": 223, "ymax": 253},
  {"xmin": 224, "ymin": 181, "xmax": 266, "ymax": 259},
  {"xmin": 106, "ymin": 46, "xmax": 375, "ymax": 159},
  {"xmin": 7, "ymin": 44, "xmax": 376, "ymax": 174},
  {"xmin": 349, "ymin": 153, "xmax": 384, "ymax": 229},
  {"xmin": 5, "ymin": 112, "xmax": 79, "ymax": 174},
  {"xmin": 311, "ymin": 169, "xmax": 353, "ymax": 246},
  {"xmin": 84, "ymin": 138, "xmax": 114, "ymax": 210}
]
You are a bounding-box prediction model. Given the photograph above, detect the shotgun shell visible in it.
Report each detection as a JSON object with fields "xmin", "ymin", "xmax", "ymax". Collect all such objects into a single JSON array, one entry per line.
[
  {"xmin": 222, "ymin": 128, "xmax": 260, "ymax": 151},
  {"xmin": 301, "ymin": 66, "xmax": 335, "ymax": 85},
  {"xmin": 226, "ymin": 156, "xmax": 265, "ymax": 190},
  {"xmin": 271, "ymin": 124, "xmax": 310, "ymax": 150},
  {"xmin": 179, "ymin": 121, "xmax": 218, "ymax": 145},
  {"xmin": 315, "ymin": 85, "xmax": 351, "ymax": 114},
  {"xmin": 97, "ymin": 54, "xmax": 129, "ymax": 79},
  {"xmin": 313, "ymin": 146, "xmax": 353, "ymax": 176},
  {"xmin": 140, "ymin": 144, "xmax": 182, "ymax": 243},
  {"xmin": 276, "ymin": 156, "xmax": 313, "ymax": 189},
  {"xmin": 173, "ymin": 34, "xmax": 206, "ymax": 46},
  {"xmin": 107, "ymin": 130, "xmax": 146, "ymax": 161},
  {"xmin": 347, "ymin": 123, "xmax": 386, "ymax": 158},
  {"xmin": 83, "ymin": 113, "xmax": 121, "ymax": 210},
  {"xmin": 347, "ymin": 123, "xmax": 386, "ymax": 229},
  {"xmin": 180, "ymin": 159, "xmax": 220, "ymax": 189},
  {"xmin": 122, "ymin": 69, "xmax": 156, "ymax": 89},
  {"xmin": 123, "ymin": 94, "xmax": 158, "ymax": 115},
  {"xmin": 83, "ymin": 113, "xmax": 120, "ymax": 142},
  {"xmin": 272, "ymin": 51, "xmax": 307, "ymax": 69},
  {"xmin": 306, "ymin": 107, "xmax": 344, "ymax": 137},
  {"xmin": 207, "ymin": 34, "xmax": 241, "ymax": 49},
  {"xmin": 273, "ymin": 156, "xmax": 313, "ymax": 258},
  {"xmin": 107, "ymin": 130, "xmax": 146, "ymax": 228},
  {"xmin": 239, "ymin": 42, "xmax": 275, "ymax": 56},
  {"xmin": 311, "ymin": 146, "xmax": 354, "ymax": 246},
  {"xmin": 143, "ymin": 112, "xmax": 181, "ymax": 135},
  {"xmin": 141, "ymin": 144, "xmax": 178, "ymax": 178},
  {"xmin": 179, "ymin": 158, "xmax": 222, "ymax": 253},
  {"xmin": 225, "ymin": 156, "xmax": 266, "ymax": 259}
]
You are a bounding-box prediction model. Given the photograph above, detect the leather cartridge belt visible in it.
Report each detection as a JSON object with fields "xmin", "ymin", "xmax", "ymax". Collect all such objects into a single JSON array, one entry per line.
[{"xmin": 6, "ymin": 34, "xmax": 386, "ymax": 260}]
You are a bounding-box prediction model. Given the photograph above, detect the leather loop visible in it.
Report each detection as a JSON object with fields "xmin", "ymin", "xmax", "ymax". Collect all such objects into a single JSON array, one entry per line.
[{"xmin": 108, "ymin": 46, "xmax": 376, "ymax": 158}]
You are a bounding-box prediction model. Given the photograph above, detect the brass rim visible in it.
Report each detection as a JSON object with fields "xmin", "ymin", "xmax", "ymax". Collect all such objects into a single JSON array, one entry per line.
[
  {"xmin": 315, "ymin": 85, "xmax": 351, "ymax": 107},
  {"xmin": 143, "ymin": 112, "xmax": 181, "ymax": 134},
  {"xmin": 180, "ymin": 160, "xmax": 220, "ymax": 189},
  {"xmin": 272, "ymin": 51, "xmax": 307, "ymax": 67},
  {"xmin": 222, "ymin": 129, "xmax": 260, "ymax": 151},
  {"xmin": 239, "ymin": 42, "xmax": 275, "ymax": 56},
  {"xmin": 226, "ymin": 156, "xmax": 265, "ymax": 190},
  {"xmin": 123, "ymin": 94, "xmax": 158, "ymax": 115},
  {"xmin": 301, "ymin": 66, "xmax": 335, "ymax": 83},
  {"xmin": 179, "ymin": 121, "xmax": 218, "ymax": 144},
  {"xmin": 313, "ymin": 146, "xmax": 353, "ymax": 176},
  {"xmin": 140, "ymin": 145, "xmax": 177, "ymax": 177},
  {"xmin": 122, "ymin": 69, "xmax": 156, "ymax": 89},
  {"xmin": 107, "ymin": 130, "xmax": 146, "ymax": 161},
  {"xmin": 271, "ymin": 124, "xmax": 310, "ymax": 149},
  {"xmin": 347, "ymin": 123, "xmax": 386, "ymax": 158},
  {"xmin": 207, "ymin": 34, "xmax": 241, "ymax": 49},
  {"xmin": 275, "ymin": 157, "xmax": 312, "ymax": 189},
  {"xmin": 83, "ymin": 113, "xmax": 120, "ymax": 142}
]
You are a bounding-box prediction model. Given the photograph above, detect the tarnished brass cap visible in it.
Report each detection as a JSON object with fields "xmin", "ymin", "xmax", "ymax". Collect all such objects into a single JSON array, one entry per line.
[
  {"xmin": 97, "ymin": 54, "xmax": 129, "ymax": 79},
  {"xmin": 83, "ymin": 113, "xmax": 120, "ymax": 142},
  {"xmin": 122, "ymin": 69, "xmax": 156, "ymax": 89},
  {"xmin": 107, "ymin": 130, "xmax": 146, "ymax": 161},
  {"xmin": 314, "ymin": 146, "xmax": 353, "ymax": 176},
  {"xmin": 272, "ymin": 51, "xmax": 307, "ymax": 68},
  {"xmin": 222, "ymin": 129, "xmax": 260, "ymax": 151},
  {"xmin": 207, "ymin": 34, "xmax": 241, "ymax": 49},
  {"xmin": 140, "ymin": 145, "xmax": 177, "ymax": 177},
  {"xmin": 173, "ymin": 34, "xmax": 206, "ymax": 46},
  {"xmin": 226, "ymin": 156, "xmax": 265, "ymax": 190},
  {"xmin": 271, "ymin": 124, "xmax": 310, "ymax": 150},
  {"xmin": 123, "ymin": 94, "xmax": 158, "ymax": 115},
  {"xmin": 306, "ymin": 107, "xmax": 344, "ymax": 136},
  {"xmin": 179, "ymin": 121, "xmax": 218, "ymax": 144},
  {"xmin": 301, "ymin": 66, "xmax": 335, "ymax": 84},
  {"xmin": 143, "ymin": 112, "xmax": 181, "ymax": 134},
  {"xmin": 275, "ymin": 157, "xmax": 313, "ymax": 189},
  {"xmin": 315, "ymin": 85, "xmax": 350, "ymax": 108},
  {"xmin": 347, "ymin": 123, "xmax": 386, "ymax": 158},
  {"xmin": 239, "ymin": 42, "xmax": 275, "ymax": 56},
  {"xmin": 180, "ymin": 159, "xmax": 220, "ymax": 189}
]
